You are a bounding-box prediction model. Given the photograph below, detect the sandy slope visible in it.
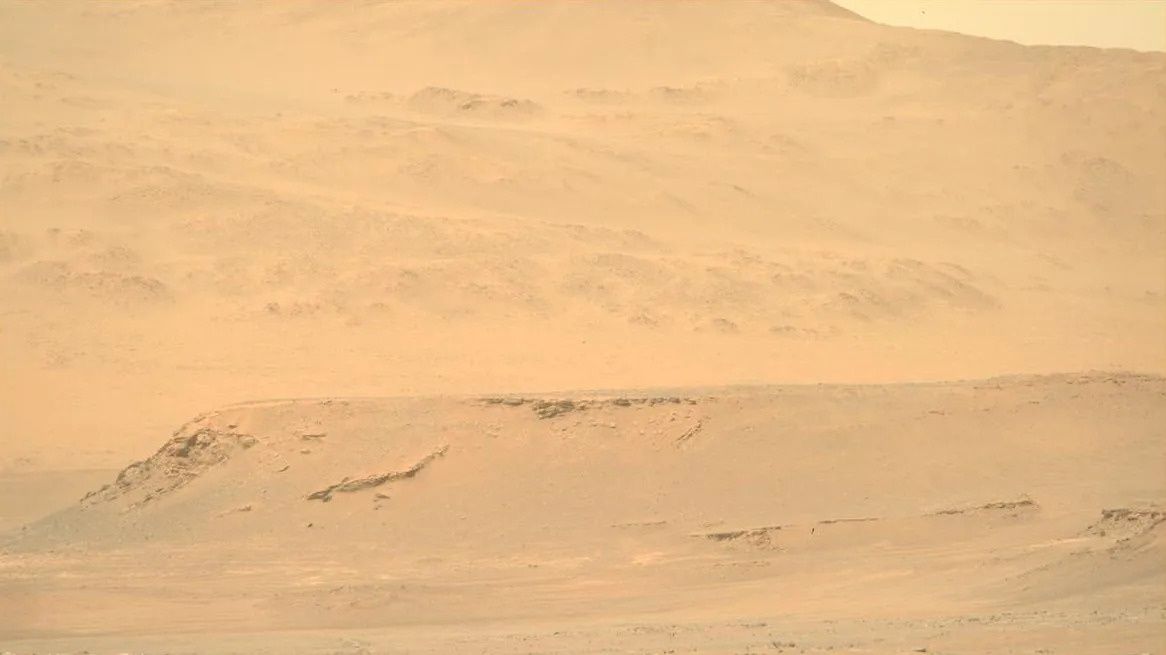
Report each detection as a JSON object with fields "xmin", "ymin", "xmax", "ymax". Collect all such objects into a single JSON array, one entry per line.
[
  {"xmin": 0, "ymin": 0, "xmax": 1164, "ymax": 652},
  {"xmin": 3, "ymin": 373, "xmax": 1164, "ymax": 653},
  {"xmin": 1, "ymin": 0, "xmax": 1163, "ymax": 472}
]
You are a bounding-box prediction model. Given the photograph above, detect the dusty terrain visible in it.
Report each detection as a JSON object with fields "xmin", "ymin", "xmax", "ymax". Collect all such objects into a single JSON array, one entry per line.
[
  {"xmin": 3, "ymin": 374, "xmax": 1166, "ymax": 653},
  {"xmin": 0, "ymin": 1, "xmax": 1163, "ymax": 653}
]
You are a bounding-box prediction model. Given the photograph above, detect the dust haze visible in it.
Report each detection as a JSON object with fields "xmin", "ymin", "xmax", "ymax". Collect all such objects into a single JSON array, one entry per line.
[{"xmin": 0, "ymin": 1, "xmax": 1163, "ymax": 653}]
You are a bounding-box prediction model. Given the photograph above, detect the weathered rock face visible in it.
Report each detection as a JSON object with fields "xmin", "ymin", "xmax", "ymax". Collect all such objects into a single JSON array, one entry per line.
[
  {"xmin": 305, "ymin": 444, "xmax": 448, "ymax": 502},
  {"xmin": 83, "ymin": 426, "xmax": 257, "ymax": 509},
  {"xmin": 1085, "ymin": 507, "xmax": 1166, "ymax": 543}
]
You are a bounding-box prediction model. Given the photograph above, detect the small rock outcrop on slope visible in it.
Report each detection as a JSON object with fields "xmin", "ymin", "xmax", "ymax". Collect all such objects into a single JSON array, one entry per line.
[
  {"xmin": 407, "ymin": 87, "xmax": 542, "ymax": 119},
  {"xmin": 306, "ymin": 445, "xmax": 449, "ymax": 502},
  {"xmin": 697, "ymin": 525, "xmax": 786, "ymax": 550},
  {"xmin": 931, "ymin": 498, "xmax": 1039, "ymax": 517},
  {"xmin": 1084, "ymin": 507, "xmax": 1165, "ymax": 544},
  {"xmin": 81, "ymin": 425, "xmax": 257, "ymax": 509},
  {"xmin": 480, "ymin": 395, "xmax": 697, "ymax": 419}
]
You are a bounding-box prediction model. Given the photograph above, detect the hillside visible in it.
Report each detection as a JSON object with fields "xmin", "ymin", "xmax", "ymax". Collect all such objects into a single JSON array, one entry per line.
[
  {"xmin": 4, "ymin": 373, "xmax": 1164, "ymax": 652},
  {"xmin": 0, "ymin": 1, "xmax": 1164, "ymax": 652},
  {"xmin": 1, "ymin": 0, "xmax": 1163, "ymax": 472}
]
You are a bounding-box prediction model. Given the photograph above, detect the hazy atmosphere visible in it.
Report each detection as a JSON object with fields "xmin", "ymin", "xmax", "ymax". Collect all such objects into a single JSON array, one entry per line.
[
  {"xmin": 1, "ymin": 1, "xmax": 1163, "ymax": 653},
  {"xmin": 835, "ymin": 0, "xmax": 1166, "ymax": 51}
]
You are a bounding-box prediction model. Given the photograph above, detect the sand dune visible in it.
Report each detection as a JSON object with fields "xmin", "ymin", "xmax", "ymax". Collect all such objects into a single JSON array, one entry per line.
[{"xmin": 1, "ymin": 0, "xmax": 1164, "ymax": 652}]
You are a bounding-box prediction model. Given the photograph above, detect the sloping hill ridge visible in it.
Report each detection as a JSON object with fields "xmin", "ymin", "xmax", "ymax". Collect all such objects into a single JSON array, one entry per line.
[
  {"xmin": 1, "ymin": 0, "xmax": 1164, "ymax": 477},
  {"xmin": 4, "ymin": 373, "xmax": 1163, "ymax": 651}
]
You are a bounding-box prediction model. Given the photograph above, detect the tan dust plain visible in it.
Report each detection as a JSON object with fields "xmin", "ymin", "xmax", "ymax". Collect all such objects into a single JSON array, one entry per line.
[{"xmin": 0, "ymin": 1, "xmax": 1164, "ymax": 653}]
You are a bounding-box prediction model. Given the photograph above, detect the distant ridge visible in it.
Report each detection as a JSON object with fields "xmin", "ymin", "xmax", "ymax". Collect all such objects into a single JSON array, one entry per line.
[{"xmin": 802, "ymin": 0, "xmax": 870, "ymax": 21}]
